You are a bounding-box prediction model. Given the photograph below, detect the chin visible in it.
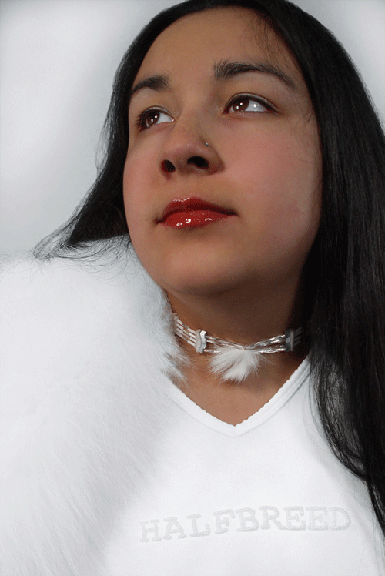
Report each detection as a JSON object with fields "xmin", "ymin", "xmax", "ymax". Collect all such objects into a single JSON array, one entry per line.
[
  {"xmin": 132, "ymin": 238, "xmax": 256, "ymax": 296},
  {"xmin": 156, "ymin": 261, "xmax": 247, "ymax": 297}
]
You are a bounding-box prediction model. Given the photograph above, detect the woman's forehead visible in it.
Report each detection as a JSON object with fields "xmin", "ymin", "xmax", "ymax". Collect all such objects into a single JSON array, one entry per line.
[
  {"xmin": 132, "ymin": 7, "xmax": 308, "ymax": 106},
  {"xmin": 135, "ymin": 7, "xmax": 304, "ymax": 92}
]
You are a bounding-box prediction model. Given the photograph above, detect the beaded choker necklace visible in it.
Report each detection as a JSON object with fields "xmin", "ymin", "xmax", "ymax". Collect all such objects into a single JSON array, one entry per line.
[{"xmin": 172, "ymin": 312, "xmax": 302, "ymax": 382}]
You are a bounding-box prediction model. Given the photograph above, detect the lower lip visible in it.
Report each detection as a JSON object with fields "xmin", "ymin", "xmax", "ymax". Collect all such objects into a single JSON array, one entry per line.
[{"xmin": 161, "ymin": 210, "xmax": 232, "ymax": 229}]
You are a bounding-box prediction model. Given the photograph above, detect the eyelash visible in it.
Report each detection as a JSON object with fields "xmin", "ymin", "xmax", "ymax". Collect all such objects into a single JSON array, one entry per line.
[
  {"xmin": 225, "ymin": 93, "xmax": 276, "ymax": 114},
  {"xmin": 135, "ymin": 93, "xmax": 276, "ymax": 132},
  {"xmin": 136, "ymin": 108, "xmax": 172, "ymax": 132}
]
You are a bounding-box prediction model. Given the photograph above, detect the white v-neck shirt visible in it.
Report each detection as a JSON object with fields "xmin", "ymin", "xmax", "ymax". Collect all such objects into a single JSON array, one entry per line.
[{"xmin": 104, "ymin": 359, "xmax": 384, "ymax": 575}]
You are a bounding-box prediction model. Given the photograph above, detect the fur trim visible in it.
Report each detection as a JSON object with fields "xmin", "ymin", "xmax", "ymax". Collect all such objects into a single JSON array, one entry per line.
[
  {"xmin": 210, "ymin": 348, "xmax": 264, "ymax": 381},
  {"xmin": 0, "ymin": 244, "xmax": 184, "ymax": 575}
]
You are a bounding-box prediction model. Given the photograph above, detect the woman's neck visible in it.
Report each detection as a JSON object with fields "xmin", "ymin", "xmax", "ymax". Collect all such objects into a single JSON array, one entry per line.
[
  {"xmin": 166, "ymin": 275, "xmax": 303, "ymax": 345},
  {"xmin": 166, "ymin": 282, "xmax": 306, "ymax": 425}
]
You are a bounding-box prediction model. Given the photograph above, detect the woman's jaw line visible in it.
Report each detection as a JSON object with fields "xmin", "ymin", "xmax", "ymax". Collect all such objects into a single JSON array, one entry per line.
[{"xmin": 164, "ymin": 271, "xmax": 303, "ymax": 348}]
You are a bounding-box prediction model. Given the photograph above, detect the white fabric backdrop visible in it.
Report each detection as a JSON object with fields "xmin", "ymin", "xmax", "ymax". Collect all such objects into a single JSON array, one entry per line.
[{"xmin": 0, "ymin": 0, "xmax": 384, "ymax": 252}]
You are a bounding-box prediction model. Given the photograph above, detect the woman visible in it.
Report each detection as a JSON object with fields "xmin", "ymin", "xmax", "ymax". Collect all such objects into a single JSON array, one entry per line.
[{"xmin": 1, "ymin": 0, "xmax": 384, "ymax": 574}]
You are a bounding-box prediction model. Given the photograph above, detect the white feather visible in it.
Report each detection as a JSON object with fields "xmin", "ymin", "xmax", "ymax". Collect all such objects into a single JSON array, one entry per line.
[{"xmin": 209, "ymin": 347, "xmax": 263, "ymax": 381}]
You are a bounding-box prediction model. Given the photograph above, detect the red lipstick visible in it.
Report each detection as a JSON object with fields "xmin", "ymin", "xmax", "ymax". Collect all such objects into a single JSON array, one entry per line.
[{"xmin": 159, "ymin": 197, "xmax": 235, "ymax": 229}]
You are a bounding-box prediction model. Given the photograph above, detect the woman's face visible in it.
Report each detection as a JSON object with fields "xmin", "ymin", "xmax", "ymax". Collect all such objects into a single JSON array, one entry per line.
[{"xmin": 123, "ymin": 7, "xmax": 321, "ymax": 298}]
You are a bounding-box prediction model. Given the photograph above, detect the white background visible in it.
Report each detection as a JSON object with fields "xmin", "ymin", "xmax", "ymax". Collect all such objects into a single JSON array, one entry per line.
[{"xmin": 0, "ymin": 0, "xmax": 384, "ymax": 253}]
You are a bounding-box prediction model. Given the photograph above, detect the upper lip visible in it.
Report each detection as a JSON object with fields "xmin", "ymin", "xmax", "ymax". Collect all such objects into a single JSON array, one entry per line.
[{"xmin": 158, "ymin": 197, "xmax": 236, "ymax": 222}]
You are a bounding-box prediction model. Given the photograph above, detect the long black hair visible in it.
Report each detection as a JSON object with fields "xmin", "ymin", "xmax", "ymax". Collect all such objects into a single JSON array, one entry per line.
[{"xmin": 35, "ymin": 0, "xmax": 385, "ymax": 535}]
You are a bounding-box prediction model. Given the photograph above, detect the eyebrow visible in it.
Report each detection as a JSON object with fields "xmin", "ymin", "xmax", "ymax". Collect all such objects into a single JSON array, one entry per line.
[
  {"xmin": 129, "ymin": 59, "xmax": 297, "ymax": 102},
  {"xmin": 129, "ymin": 75, "xmax": 169, "ymax": 102},
  {"xmin": 214, "ymin": 60, "xmax": 297, "ymax": 91}
]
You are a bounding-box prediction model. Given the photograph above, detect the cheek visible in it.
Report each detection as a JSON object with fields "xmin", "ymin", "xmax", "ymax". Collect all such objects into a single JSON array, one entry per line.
[
  {"xmin": 122, "ymin": 149, "xmax": 154, "ymax": 231},
  {"xmin": 229, "ymin": 126, "xmax": 321, "ymax": 251},
  {"xmin": 235, "ymin": 123, "xmax": 320, "ymax": 199}
]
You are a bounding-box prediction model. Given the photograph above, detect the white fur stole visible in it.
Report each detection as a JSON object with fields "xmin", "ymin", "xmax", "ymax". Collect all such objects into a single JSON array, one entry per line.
[{"xmin": 0, "ymin": 244, "xmax": 182, "ymax": 576}]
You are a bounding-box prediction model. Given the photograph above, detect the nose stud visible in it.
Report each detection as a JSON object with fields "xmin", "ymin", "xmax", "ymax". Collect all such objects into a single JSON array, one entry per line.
[{"xmin": 204, "ymin": 142, "xmax": 209, "ymax": 147}]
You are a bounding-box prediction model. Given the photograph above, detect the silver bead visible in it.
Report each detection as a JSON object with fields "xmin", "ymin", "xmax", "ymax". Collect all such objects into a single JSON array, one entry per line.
[{"xmin": 195, "ymin": 330, "xmax": 207, "ymax": 353}]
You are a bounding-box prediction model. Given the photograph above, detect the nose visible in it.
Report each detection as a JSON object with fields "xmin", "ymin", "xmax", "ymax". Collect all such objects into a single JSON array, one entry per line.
[{"xmin": 160, "ymin": 120, "xmax": 223, "ymax": 176}]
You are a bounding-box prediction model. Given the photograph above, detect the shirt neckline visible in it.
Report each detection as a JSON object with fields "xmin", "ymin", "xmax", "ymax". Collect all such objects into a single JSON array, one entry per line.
[{"xmin": 164, "ymin": 356, "xmax": 310, "ymax": 437}]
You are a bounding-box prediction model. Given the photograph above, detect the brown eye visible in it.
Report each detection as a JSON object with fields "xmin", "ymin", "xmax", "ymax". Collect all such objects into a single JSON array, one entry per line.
[
  {"xmin": 225, "ymin": 94, "xmax": 274, "ymax": 114},
  {"xmin": 137, "ymin": 108, "xmax": 174, "ymax": 131}
]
